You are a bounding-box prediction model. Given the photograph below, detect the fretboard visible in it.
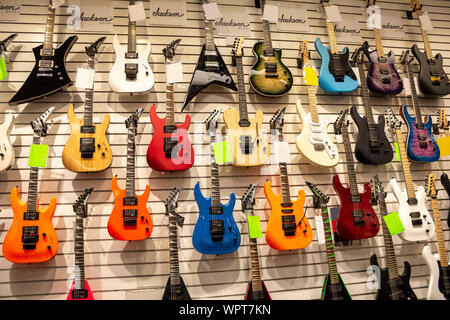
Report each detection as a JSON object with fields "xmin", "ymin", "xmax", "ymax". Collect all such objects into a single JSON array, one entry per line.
[
  {"xmin": 27, "ymin": 135, "xmax": 41, "ymax": 213},
  {"xmin": 125, "ymin": 128, "xmax": 136, "ymax": 198},
  {"xmin": 74, "ymin": 214, "xmax": 86, "ymax": 290},
  {"xmin": 322, "ymin": 206, "xmax": 339, "ymax": 285},
  {"xmin": 430, "ymin": 196, "xmax": 449, "ymax": 267},
  {"xmin": 43, "ymin": 1, "xmax": 56, "ymax": 51},
  {"xmin": 83, "ymin": 58, "xmax": 95, "ymax": 127},
  {"xmin": 394, "ymin": 128, "xmax": 416, "ymax": 200},
  {"xmin": 279, "ymin": 163, "xmax": 291, "ymax": 204},
  {"xmin": 355, "ymin": 60, "xmax": 375, "ymax": 125},
  {"xmin": 166, "ymin": 57, "xmax": 175, "ymax": 126},
  {"xmin": 373, "ymin": 29, "xmax": 385, "ymax": 57},
  {"xmin": 204, "ymin": 19, "xmax": 216, "ymax": 52},
  {"xmin": 249, "ymin": 232, "xmax": 263, "ymax": 293},
  {"xmin": 235, "ymin": 55, "xmax": 249, "ymax": 123},
  {"xmin": 210, "ymin": 135, "xmax": 220, "ymax": 209},
  {"xmin": 307, "ymin": 86, "xmax": 320, "ymax": 123},
  {"xmin": 127, "ymin": 20, "xmax": 137, "ymax": 54},
  {"xmin": 262, "ymin": 19, "xmax": 273, "ymax": 55},
  {"xmin": 321, "ymin": 1, "xmax": 338, "ymax": 55},
  {"xmin": 405, "ymin": 62, "xmax": 423, "ymax": 125},
  {"xmin": 417, "ymin": 13, "xmax": 434, "ymax": 60},
  {"xmin": 341, "ymin": 126, "xmax": 359, "ymax": 197},
  {"xmin": 168, "ymin": 213, "xmax": 181, "ymax": 298}
]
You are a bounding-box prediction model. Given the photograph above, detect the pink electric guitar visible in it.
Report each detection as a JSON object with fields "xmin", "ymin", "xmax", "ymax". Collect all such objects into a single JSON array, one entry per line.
[{"xmin": 67, "ymin": 188, "xmax": 95, "ymax": 300}]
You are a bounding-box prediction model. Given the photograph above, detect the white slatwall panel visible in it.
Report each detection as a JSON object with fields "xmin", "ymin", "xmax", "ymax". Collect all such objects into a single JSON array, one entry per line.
[{"xmin": 0, "ymin": 0, "xmax": 449, "ymax": 300}]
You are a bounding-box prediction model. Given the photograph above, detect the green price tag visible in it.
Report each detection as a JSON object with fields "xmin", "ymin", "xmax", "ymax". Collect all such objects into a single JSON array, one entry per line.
[
  {"xmin": 0, "ymin": 56, "xmax": 7, "ymax": 81},
  {"xmin": 394, "ymin": 142, "xmax": 401, "ymax": 162},
  {"xmin": 248, "ymin": 215, "xmax": 262, "ymax": 239},
  {"xmin": 212, "ymin": 141, "xmax": 233, "ymax": 165},
  {"xmin": 383, "ymin": 212, "xmax": 405, "ymax": 236},
  {"xmin": 28, "ymin": 144, "xmax": 49, "ymax": 168}
]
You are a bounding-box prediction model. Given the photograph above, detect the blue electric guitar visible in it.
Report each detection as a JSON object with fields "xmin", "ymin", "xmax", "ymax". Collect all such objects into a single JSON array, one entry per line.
[
  {"xmin": 315, "ymin": 0, "xmax": 358, "ymax": 93},
  {"xmin": 192, "ymin": 110, "xmax": 241, "ymax": 255}
]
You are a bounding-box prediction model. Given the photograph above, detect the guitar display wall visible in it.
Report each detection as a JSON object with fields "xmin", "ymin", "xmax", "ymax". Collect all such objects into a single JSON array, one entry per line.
[{"xmin": 0, "ymin": 0, "xmax": 449, "ymax": 300}]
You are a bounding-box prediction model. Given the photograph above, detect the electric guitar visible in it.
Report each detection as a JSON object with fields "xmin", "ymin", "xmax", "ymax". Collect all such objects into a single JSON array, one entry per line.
[
  {"xmin": 295, "ymin": 40, "xmax": 339, "ymax": 167},
  {"xmin": 332, "ymin": 109, "xmax": 380, "ymax": 240},
  {"xmin": 108, "ymin": 0, "xmax": 154, "ymax": 95},
  {"xmin": 386, "ymin": 108, "xmax": 435, "ymax": 242},
  {"xmin": 192, "ymin": 110, "xmax": 240, "ymax": 255},
  {"xmin": 400, "ymin": 50, "xmax": 440, "ymax": 163},
  {"xmin": 67, "ymin": 188, "xmax": 95, "ymax": 300},
  {"xmin": 306, "ymin": 181, "xmax": 352, "ymax": 300},
  {"xmin": 107, "ymin": 109, "xmax": 153, "ymax": 241},
  {"xmin": 422, "ymin": 174, "xmax": 450, "ymax": 300},
  {"xmin": 351, "ymin": 47, "xmax": 393, "ymax": 165},
  {"xmin": 437, "ymin": 108, "xmax": 449, "ymax": 138},
  {"xmin": 315, "ymin": 0, "xmax": 358, "ymax": 93},
  {"xmin": 0, "ymin": 33, "xmax": 17, "ymax": 80},
  {"xmin": 0, "ymin": 112, "xmax": 15, "ymax": 174},
  {"xmin": 249, "ymin": 0, "xmax": 293, "ymax": 97},
  {"xmin": 162, "ymin": 187, "xmax": 191, "ymax": 300},
  {"xmin": 265, "ymin": 108, "xmax": 313, "ymax": 250},
  {"xmin": 441, "ymin": 173, "xmax": 450, "ymax": 227},
  {"xmin": 362, "ymin": 0, "xmax": 403, "ymax": 95},
  {"xmin": 242, "ymin": 184, "xmax": 271, "ymax": 301},
  {"xmin": 8, "ymin": 1, "xmax": 77, "ymax": 106},
  {"xmin": 3, "ymin": 107, "xmax": 58, "ymax": 263},
  {"xmin": 62, "ymin": 37, "xmax": 112, "ymax": 173},
  {"xmin": 181, "ymin": 0, "xmax": 237, "ymax": 112},
  {"xmin": 147, "ymin": 39, "xmax": 194, "ymax": 172},
  {"xmin": 369, "ymin": 175, "xmax": 417, "ymax": 300},
  {"xmin": 224, "ymin": 37, "xmax": 270, "ymax": 166},
  {"xmin": 409, "ymin": 0, "xmax": 450, "ymax": 96}
]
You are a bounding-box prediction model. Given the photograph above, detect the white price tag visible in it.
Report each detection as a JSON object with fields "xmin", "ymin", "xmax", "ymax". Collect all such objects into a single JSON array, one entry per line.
[
  {"xmin": 75, "ymin": 68, "xmax": 95, "ymax": 89},
  {"xmin": 166, "ymin": 61, "xmax": 183, "ymax": 84},
  {"xmin": 273, "ymin": 140, "xmax": 291, "ymax": 164},
  {"xmin": 419, "ymin": 13, "xmax": 433, "ymax": 31},
  {"xmin": 262, "ymin": 4, "xmax": 279, "ymax": 22},
  {"xmin": 202, "ymin": 2, "xmax": 222, "ymax": 20},
  {"xmin": 335, "ymin": 134, "xmax": 343, "ymax": 144},
  {"xmin": 403, "ymin": 77, "xmax": 421, "ymax": 96},
  {"xmin": 129, "ymin": 2, "xmax": 146, "ymax": 22},
  {"xmin": 352, "ymin": 67, "xmax": 360, "ymax": 87},
  {"xmin": 315, "ymin": 216, "xmax": 325, "ymax": 245},
  {"xmin": 325, "ymin": 5, "xmax": 342, "ymax": 22},
  {"xmin": 366, "ymin": 5, "xmax": 382, "ymax": 30},
  {"xmin": 52, "ymin": 0, "xmax": 65, "ymax": 9}
]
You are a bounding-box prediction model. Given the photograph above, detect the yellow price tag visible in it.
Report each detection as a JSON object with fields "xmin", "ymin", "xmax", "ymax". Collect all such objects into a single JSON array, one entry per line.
[
  {"xmin": 304, "ymin": 66, "xmax": 318, "ymax": 86},
  {"xmin": 437, "ymin": 136, "xmax": 450, "ymax": 157}
]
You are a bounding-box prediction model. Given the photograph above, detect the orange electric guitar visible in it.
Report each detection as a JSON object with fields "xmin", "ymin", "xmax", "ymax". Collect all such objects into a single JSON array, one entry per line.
[
  {"xmin": 3, "ymin": 107, "xmax": 58, "ymax": 263},
  {"xmin": 107, "ymin": 108, "xmax": 153, "ymax": 241},
  {"xmin": 264, "ymin": 108, "xmax": 313, "ymax": 250}
]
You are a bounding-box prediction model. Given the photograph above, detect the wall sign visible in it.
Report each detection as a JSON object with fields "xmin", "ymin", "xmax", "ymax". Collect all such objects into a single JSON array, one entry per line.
[
  {"xmin": 0, "ymin": 0, "xmax": 20, "ymax": 21},
  {"xmin": 149, "ymin": 0, "xmax": 186, "ymax": 26},
  {"xmin": 334, "ymin": 19, "xmax": 362, "ymax": 43},
  {"xmin": 380, "ymin": 14, "xmax": 405, "ymax": 39},
  {"xmin": 214, "ymin": 7, "xmax": 251, "ymax": 37},
  {"xmin": 276, "ymin": 3, "xmax": 309, "ymax": 32},
  {"xmin": 66, "ymin": 0, "xmax": 113, "ymax": 33}
]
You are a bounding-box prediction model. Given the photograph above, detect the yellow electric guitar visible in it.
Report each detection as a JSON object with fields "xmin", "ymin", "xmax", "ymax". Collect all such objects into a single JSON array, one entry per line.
[
  {"xmin": 223, "ymin": 38, "xmax": 270, "ymax": 166},
  {"xmin": 62, "ymin": 38, "xmax": 112, "ymax": 173}
]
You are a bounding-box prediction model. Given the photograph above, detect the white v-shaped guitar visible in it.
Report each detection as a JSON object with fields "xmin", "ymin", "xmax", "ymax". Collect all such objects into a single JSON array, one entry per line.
[{"xmin": 0, "ymin": 113, "xmax": 15, "ymax": 173}]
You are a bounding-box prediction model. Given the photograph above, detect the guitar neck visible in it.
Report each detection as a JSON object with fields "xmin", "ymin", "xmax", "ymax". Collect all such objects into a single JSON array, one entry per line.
[
  {"xmin": 416, "ymin": 12, "xmax": 434, "ymax": 60},
  {"xmin": 125, "ymin": 128, "xmax": 136, "ymax": 198},
  {"xmin": 355, "ymin": 61, "xmax": 375, "ymax": 125},
  {"xmin": 248, "ymin": 207, "xmax": 263, "ymax": 294},
  {"xmin": 321, "ymin": 1, "xmax": 338, "ymax": 54},
  {"xmin": 430, "ymin": 196, "xmax": 449, "ymax": 266},
  {"xmin": 166, "ymin": 57, "xmax": 175, "ymax": 126},
  {"xmin": 235, "ymin": 55, "xmax": 249, "ymax": 123},
  {"xmin": 306, "ymin": 86, "xmax": 320, "ymax": 123},
  {"xmin": 74, "ymin": 214, "xmax": 86, "ymax": 289},
  {"xmin": 279, "ymin": 162, "xmax": 291, "ymax": 204},
  {"xmin": 127, "ymin": 20, "xmax": 137, "ymax": 54},
  {"xmin": 394, "ymin": 128, "xmax": 416, "ymax": 200},
  {"xmin": 373, "ymin": 28, "xmax": 385, "ymax": 57},
  {"xmin": 210, "ymin": 135, "xmax": 221, "ymax": 209},
  {"xmin": 168, "ymin": 212, "xmax": 181, "ymax": 297},
  {"xmin": 405, "ymin": 62, "xmax": 423, "ymax": 124},
  {"xmin": 262, "ymin": 19, "xmax": 273, "ymax": 54},
  {"xmin": 321, "ymin": 205, "xmax": 340, "ymax": 285},
  {"xmin": 204, "ymin": 19, "xmax": 216, "ymax": 52},
  {"xmin": 83, "ymin": 58, "xmax": 95, "ymax": 127},
  {"xmin": 341, "ymin": 126, "xmax": 359, "ymax": 197},
  {"xmin": 43, "ymin": 0, "xmax": 56, "ymax": 51},
  {"xmin": 27, "ymin": 135, "xmax": 41, "ymax": 212}
]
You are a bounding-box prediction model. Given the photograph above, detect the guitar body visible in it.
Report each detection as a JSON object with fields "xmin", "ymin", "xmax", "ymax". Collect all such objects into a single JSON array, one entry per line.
[
  {"xmin": 264, "ymin": 180, "xmax": 313, "ymax": 250},
  {"xmin": 295, "ymin": 102, "xmax": 339, "ymax": 167},
  {"xmin": 107, "ymin": 176, "xmax": 153, "ymax": 241},
  {"xmin": 389, "ymin": 177, "xmax": 435, "ymax": 241},
  {"xmin": 9, "ymin": 36, "xmax": 78, "ymax": 106},
  {"xmin": 62, "ymin": 104, "xmax": 112, "ymax": 173},
  {"xmin": 441, "ymin": 174, "xmax": 450, "ymax": 227},
  {"xmin": 244, "ymin": 281, "xmax": 271, "ymax": 301},
  {"xmin": 162, "ymin": 276, "xmax": 191, "ymax": 300},
  {"xmin": 249, "ymin": 42, "xmax": 293, "ymax": 97},
  {"xmin": 362, "ymin": 42, "xmax": 403, "ymax": 95},
  {"xmin": 0, "ymin": 113, "xmax": 15, "ymax": 173},
  {"xmin": 146, "ymin": 104, "xmax": 194, "ymax": 171},
  {"xmin": 422, "ymin": 245, "xmax": 450, "ymax": 300},
  {"xmin": 3, "ymin": 187, "xmax": 58, "ymax": 263},
  {"xmin": 223, "ymin": 109, "xmax": 270, "ymax": 166},
  {"xmin": 192, "ymin": 182, "xmax": 240, "ymax": 255},
  {"xmin": 411, "ymin": 44, "xmax": 450, "ymax": 96},
  {"xmin": 108, "ymin": 35, "xmax": 154, "ymax": 95},
  {"xmin": 314, "ymin": 38, "xmax": 358, "ymax": 93},
  {"xmin": 370, "ymin": 254, "xmax": 417, "ymax": 300},
  {"xmin": 400, "ymin": 105, "xmax": 440, "ymax": 162},
  {"xmin": 321, "ymin": 274, "xmax": 352, "ymax": 300},
  {"xmin": 350, "ymin": 106, "xmax": 393, "ymax": 165},
  {"xmin": 182, "ymin": 44, "xmax": 237, "ymax": 110},
  {"xmin": 333, "ymin": 175, "xmax": 380, "ymax": 240},
  {"xmin": 66, "ymin": 280, "xmax": 95, "ymax": 300}
]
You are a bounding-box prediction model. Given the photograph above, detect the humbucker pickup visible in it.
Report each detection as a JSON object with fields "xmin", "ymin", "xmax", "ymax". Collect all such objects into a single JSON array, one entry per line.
[
  {"xmin": 81, "ymin": 126, "xmax": 96, "ymax": 134},
  {"xmin": 123, "ymin": 197, "xmax": 138, "ymax": 206},
  {"xmin": 23, "ymin": 211, "xmax": 39, "ymax": 221},
  {"xmin": 38, "ymin": 60, "xmax": 54, "ymax": 68},
  {"xmin": 40, "ymin": 49, "xmax": 55, "ymax": 56},
  {"xmin": 352, "ymin": 210, "xmax": 365, "ymax": 226},
  {"xmin": 71, "ymin": 289, "xmax": 89, "ymax": 300}
]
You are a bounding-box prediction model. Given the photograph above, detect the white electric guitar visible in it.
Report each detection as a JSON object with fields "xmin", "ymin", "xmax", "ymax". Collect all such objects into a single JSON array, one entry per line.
[
  {"xmin": 0, "ymin": 113, "xmax": 15, "ymax": 173},
  {"xmin": 387, "ymin": 108, "xmax": 435, "ymax": 242},
  {"xmin": 108, "ymin": 0, "xmax": 154, "ymax": 95},
  {"xmin": 422, "ymin": 173, "xmax": 450, "ymax": 300},
  {"xmin": 295, "ymin": 40, "xmax": 338, "ymax": 167}
]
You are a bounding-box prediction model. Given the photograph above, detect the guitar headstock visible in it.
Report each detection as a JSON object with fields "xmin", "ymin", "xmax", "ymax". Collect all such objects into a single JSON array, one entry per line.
[
  {"xmin": 269, "ymin": 107, "xmax": 286, "ymax": 135},
  {"xmin": 386, "ymin": 107, "xmax": 402, "ymax": 130},
  {"xmin": 366, "ymin": 0, "xmax": 376, "ymax": 7},
  {"xmin": 242, "ymin": 183, "xmax": 258, "ymax": 213},
  {"xmin": 425, "ymin": 173, "xmax": 437, "ymax": 199},
  {"xmin": 351, "ymin": 46, "xmax": 364, "ymax": 65},
  {"xmin": 0, "ymin": 34, "xmax": 17, "ymax": 56},
  {"xmin": 164, "ymin": 187, "xmax": 184, "ymax": 227},
  {"xmin": 305, "ymin": 181, "xmax": 329, "ymax": 208},
  {"xmin": 85, "ymin": 37, "xmax": 106, "ymax": 59},
  {"xmin": 320, "ymin": 0, "xmax": 331, "ymax": 7},
  {"xmin": 400, "ymin": 50, "xmax": 413, "ymax": 66},
  {"xmin": 410, "ymin": 0, "xmax": 423, "ymax": 14},
  {"xmin": 371, "ymin": 174, "xmax": 387, "ymax": 203},
  {"xmin": 73, "ymin": 187, "xmax": 94, "ymax": 218},
  {"xmin": 204, "ymin": 109, "xmax": 221, "ymax": 137},
  {"xmin": 333, "ymin": 109, "xmax": 349, "ymax": 135},
  {"xmin": 31, "ymin": 107, "xmax": 55, "ymax": 137},
  {"xmin": 298, "ymin": 40, "xmax": 311, "ymax": 68},
  {"xmin": 438, "ymin": 108, "xmax": 448, "ymax": 130},
  {"xmin": 125, "ymin": 108, "xmax": 144, "ymax": 133},
  {"xmin": 232, "ymin": 37, "xmax": 244, "ymax": 66},
  {"xmin": 163, "ymin": 39, "xmax": 181, "ymax": 60}
]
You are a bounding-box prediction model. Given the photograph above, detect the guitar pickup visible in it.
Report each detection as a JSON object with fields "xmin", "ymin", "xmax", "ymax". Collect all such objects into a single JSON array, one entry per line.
[
  {"xmin": 38, "ymin": 60, "xmax": 54, "ymax": 68},
  {"xmin": 265, "ymin": 62, "xmax": 278, "ymax": 74},
  {"xmin": 350, "ymin": 195, "xmax": 361, "ymax": 203},
  {"xmin": 417, "ymin": 134, "xmax": 426, "ymax": 141},
  {"xmin": 381, "ymin": 76, "xmax": 391, "ymax": 84},
  {"xmin": 72, "ymin": 289, "xmax": 89, "ymax": 300},
  {"xmin": 22, "ymin": 226, "xmax": 39, "ymax": 250},
  {"xmin": 123, "ymin": 209, "xmax": 138, "ymax": 226},
  {"xmin": 163, "ymin": 125, "xmax": 177, "ymax": 133},
  {"xmin": 352, "ymin": 210, "xmax": 365, "ymax": 226},
  {"xmin": 123, "ymin": 197, "xmax": 138, "ymax": 206},
  {"xmin": 125, "ymin": 63, "xmax": 138, "ymax": 80},
  {"xmin": 210, "ymin": 206, "xmax": 223, "ymax": 215},
  {"xmin": 80, "ymin": 138, "xmax": 95, "ymax": 158},
  {"xmin": 210, "ymin": 219, "xmax": 225, "ymax": 242},
  {"xmin": 40, "ymin": 49, "xmax": 55, "ymax": 56},
  {"xmin": 81, "ymin": 126, "xmax": 96, "ymax": 134},
  {"xmin": 314, "ymin": 143, "xmax": 325, "ymax": 151},
  {"xmin": 125, "ymin": 52, "xmax": 138, "ymax": 59},
  {"xmin": 23, "ymin": 211, "xmax": 39, "ymax": 221},
  {"xmin": 282, "ymin": 215, "xmax": 297, "ymax": 236},
  {"xmin": 419, "ymin": 141, "xmax": 428, "ymax": 149}
]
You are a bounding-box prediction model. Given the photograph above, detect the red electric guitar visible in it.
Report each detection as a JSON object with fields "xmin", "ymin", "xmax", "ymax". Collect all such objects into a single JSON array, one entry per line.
[
  {"xmin": 67, "ymin": 188, "xmax": 95, "ymax": 300},
  {"xmin": 146, "ymin": 39, "xmax": 194, "ymax": 171},
  {"xmin": 332, "ymin": 109, "xmax": 380, "ymax": 240}
]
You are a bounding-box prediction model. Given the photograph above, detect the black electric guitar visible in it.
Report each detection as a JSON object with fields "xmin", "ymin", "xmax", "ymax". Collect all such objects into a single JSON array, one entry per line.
[
  {"xmin": 9, "ymin": 0, "xmax": 78, "ymax": 106},
  {"xmin": 162, "ymin": 187, "xmax": 191, "ymax": 300},
  {"xmin": 242, "ymin": 184, "xmax": 271, "ymax": 301},
  {"xmin": 369, "ymin": 175, "xmax": 418, "ymax": 300},
  {"xmin": 351, "ymin": 47, "xmax": 393, "ymax": 165},
  {"xmin": 181, "ymin": 0, "xmax": 237, "ymax": 112},
  {"xmin": 409, "ymin": 0, "xmax": 450, "ymax": 96},
  {"xmin": 441, "ymin": 173, "xmax": 450, "ymax": 227},
  {"xmin": 306, "ymin": 181, "xmax": 352, "ymax": 300}
]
